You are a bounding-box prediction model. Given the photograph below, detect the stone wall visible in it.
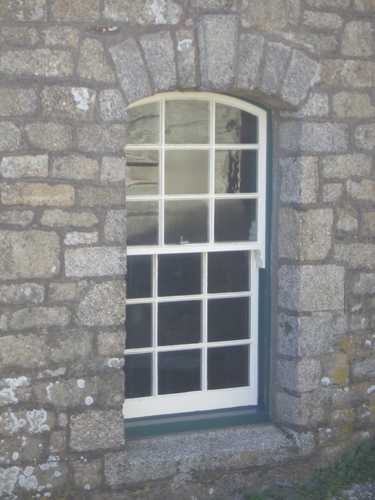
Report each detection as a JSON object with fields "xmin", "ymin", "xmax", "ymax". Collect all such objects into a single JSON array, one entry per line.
[{"xmin": 0, "ymin": 0, "xmax": 374, "ymax": 498}]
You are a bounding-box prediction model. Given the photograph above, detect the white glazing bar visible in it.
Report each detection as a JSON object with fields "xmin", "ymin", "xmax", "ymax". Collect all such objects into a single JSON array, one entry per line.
[{"xmin": 202, "ymin": 252, "xmax": 208, "ymax": 392}]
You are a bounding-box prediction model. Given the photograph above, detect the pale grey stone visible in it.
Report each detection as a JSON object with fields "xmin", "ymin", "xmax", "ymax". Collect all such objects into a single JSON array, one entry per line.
[
  {"xmin": 191, "ymin": 0, "xmax": 236, "ymax": 9},
  {"xmin": 280, "ymin": 122, "xmax": 347, "ymax": 152},
  {"xmin": 35, "ymin": 378, "xmax": 97, "ymax": 407},
  {"xmin": 97, "ymin": 330, "xmax": 125, "ymax": 356},
  {"xmin": 354, "ymin": 0, "xmax": 375, "ymax": 9},
  {"xmin": 0, "ymin": 284, "xmax": 44, "ymax": 305},
  {"xmin": 76, "ymin": 281, "xmax": 126, "ymax": 326},
  {"xmin": 277, "ymin": 358, "xmax": 321, "ymax": 392},
  {"xmin": 280, "ymin": 157, "xmax": 318, "ymax": 204},
  {"xmin": 322, "ymin": 59, "xmax": 375, "ymax": 87},
  {"xmin": 0, "ymin": 0, "xmax": 47, "ymax": 21},
  {"xmin": 0, "ymin": 88, "xmax": 37, "ymax": 116},
  {"xmin": 0, "ymin": 334, "xmax": 50, "ymax": 368},
  {"xmin": 341, "ymin": 21, "xmax": 374, "ymax": 57},
  {"xmin": 101, "ymin": 157, "xmax": 126, "ymax": 183},
  {"xmin": 100, "ymin": 90, "xmax": 127, "ymax": 121},
  {"xmin": 0, "ymin": 376, "xmax": 31, "ymax": 406},
  {"xmin": 42, "ymin": 86, "xmax": 96, "ymax": 120},
  {"xmin": 333, "ymin": 92, "xmax": 374, "ymax": 118},
  {"xmin": 71, "ymin": 410, "xmax": 125, "ymax": 451},
  {"xmin": 353, "ymin": 358, "xmax": 375, "ymax": 379},
  {"xmin": 0, "ymin": 27, "xmax": 39, "ymax": 46},
  {"xmin": 336, "ymin": 205, "xmax": 358, "ymax": 234},
  {"xmin": 353, "ymin": 273, "xmax": 375, "ymax": 294},
  {"xmin": 25, "ymin": 122, "xmax": 73, "ymax": 151},
  {"xmin": 303, "ymin": 11, "xmax": 343, "ymax": 30},
  {"xmin": 347, "ymin": 180, "xmax": 375, "ymax": 201},
  {"xmin": 308, "ymin": 0, "xmax": 349, "ymax": 5},
  {"xmin": 242, "ymin": 0, "xmax": 300, "ymax": 29},
  {"xmin": 0, "ymin": 155, "xmax": 48, "ymax": 178},
  {"xmin": 0, "ymin": 49, "xmax": 73, "ymax": 77},
  {"xmin": 64, "ymin": 232, "xmax": 99, "ymax": 246},
  {"xmin": 78, "ymin": 186, "xmax": 125, "ymax": 206},
  {"xmin": 77, "ymin": 38, "xmax": 115, "ymax": 83},
  {"xmin": 363, "ymin": 212, "xmax": 375, "ymax": 237},
  {"xmin": 110, "ymin": 39, "xmax": 151, "ymax": 103},
  {"xmin": 323, "ymin": 184, "xmax": 343, "ymax": 203},
  {"xmin": 350, "ymin": 314, "xmax": 370, "ymax": 331},
  {"xmin": 49, "ymin": 281, "xmax": 88, "ymax": 303},
  {"xmin": 238, "ymin": 34, "xmax": 264, "ymax": 90},
  {"xmin": 52, "ymin": 155, "xmax": 99, "ymax": 181},
  {"xmin": 104, "ymin": 210, "xmax": 127, "ymax": 243},
  {"xmin": 73, "ymin": 459, "xmax": 102, "ymax": 490},
  {"xmin": 65, "ymin": 247, "xmax": 126, "ymax": 277},
  {"xmin": 176, "ymin": 30, "xmax": 196, "ymax": 88},
  {"xmin": 275, "ymin": 32, "xmax": 337, "ymax": 56},
  {"xmin": 41, "ymin": 210, "xmax": 98, "ymax": 228},
  {"xmin": 1, "ymin": 182, "xmax": 75, "ymax": 206},
  {"xmin": 281, "ymin": 50, "xmax": 320, "ymax": 106},
  {"xmin": 9, "ymin": 307, "xmax": 71, "ymax": 330},
  {"xmin": 0, "ymin": 210, "xmax": 34, "ymax": 227},
  {"xmin": 276, "ymin": 391, "xmax": 325, "ymax": 426},
  {"xmin": 0, "ymin": 230, "xmax": 60, "ymax": 279},
  {"xmin": 323, "ymin": 154, "xmax": 371, "ymax": 178},
  {"xmin": 281, "ymin": 92, "xmax": 329, "ymax": 118},
  {"xmin": 335, "ymin": 244, "xmax": 375, "ymax": 268},
  {"xmin": 260, "ymin": 42, "xmax": 291, "ymax": 95},
  {"xmin": 0, "ymin": 409, "xmax": 56, "ymax": 435},
  {"xmin": 77, "ymin": 125, "xmax": 126, "ymax": 153},
  {"xmin": 104, "ymin": 0, "xmax": 182, "ymax": 25},
  {"xmin": 197, "ymin": 15, "xmax": 238, "ymax": 90},
  {"xmin": 51, "ymin": 330, "xmax": 94, "ymax": 363},
  {"xmin": 140, "ymin": 31, "xmax": 176, "ymax": 93},
  {"xmin": 51, "ymin": 0, "xmax": 100, "ymax": 20},
  {"xmin": 0, "ymin": 123, "xmax": 22, "ymax": 152},
  {"xmin": 42, "ymin": 27, "xmax": 80, "ymax": 47},
  {"xmin": 355, "ymin": 124, "xmax": 375, "ymax": 150},
  {"xmin": 278, "ymin": 265, "xmax": 345, "ymax": 312}
]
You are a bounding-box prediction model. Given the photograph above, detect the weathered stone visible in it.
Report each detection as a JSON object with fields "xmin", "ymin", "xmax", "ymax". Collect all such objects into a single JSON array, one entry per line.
[
  {"xmin": 25, "ymin": 122, "xmax": 72, "ymax": 151},
  {"xmin": 0, "ymin": 26, "xmax": 39, "ymax": 46},
  {"xmin": 197, "ymin": 15, "xmax": 237, "ymax": 90},
  {"xmin": 77, "ymin": 186, "xmax": 125, "ymax": 206},
  {"xmin": 355, "ymin": 124, "xmax": 375, "ymax": 150},
  {"xmin": 49, "ymin": 281, "xmax": 88, "ymax": 303},
  {"xmin": 42, "ymin": 86, "xmax": 96, "ymax": 120},
  {"xmin": 0, "ymin": 376, "xmax": 31, "ymax": 406},
  {"xmin": 41, "ymin": 210, "xmax": 98, "ymax": 228},
  {"xmin": 0, "ymin": 88, "xmax": 36, "ymax": 116},
  {"xmin": 50, "ymin": 431, "xmax": 67, "ymax": 453},
  {"xmin": 323, "ymin": 154, "xmax": 371, "ymax": 179},
  {"xmin": 101, "ymin": 157, "xmax": 126, "ymax": 183},
  {"xmin": 109, "ymin": 39, "xmax": 151, "ymax": 104},
  {"xmin": 176, "ymin": 30, "xmax": 196, "ymax": 88},
  {"xmin": 260, "ymin": 42, "xmax": 291, "ymax": 95},
  {"xmin": 0, "ymin": 436, "xmax": 44, "ymax": 463},
  {"xmin": 2, "ymin": 183, "xmax": 75, "ymax": 206},
  {"xmin": 242, "ymin": 0, "xmax": 300, "ymax": 29},
  {"xmin": 353, "ymin": 273, "xmax": 375, "ymax": 294},
  {"xmin": 0, "ymin": 210, "xmax": 34, "ymax": 227},
  {"xmin": 103, "ymin": 0, "xmax": 182, "ymax": 24},
  {"xmin": 335, "ymin": 244, "xmax": 375, "ymax": 268},
  {"xmin": 276, "ymin": 31, "xmax": 337, "ymax": 56},
  {"xmin": 0, "ymin": 123, "xmax": 22, "ymax": 152},
  {"xmin": 354, "ymin": 0, "xmax": 375, "ymax": 9},
  {"xmin": 0, "ymin": 49, "xmax": 73, "ymax": 77},
  {"xmin": 276, "ymin": 391, "xmax": 325, "ymax": 426},
  {"xmin": 100, "ymin": 90, "xmax": 127, "ymax": 121},
  {"xmin": 336, "ymin": 205, "xmax": 358, "ymax": 234},
  {"xmin": 281, "ymin": 51, "xmax": 321, "ymax": 106},
  {"xmin": 77, "ymin": 125, "xmax": 126, "ymax": 153},
  {"xmin": 280, "ymin": 122, "xmax": 348, "ymax": 152},
  {"xmin": 308, "ymin": 0, "xmax": 349, "ymax": 5},
  {"xmin": 9, "ymin": 307, "xmax": 71, "ymax": 330},
  {"xmin": 322, "ymin": 60, "xmax": 375, "ymax": 88},
  {"xmin": 64, "ymin": 232, "xmax": 98, "ymax": 246},
  {"xmin": 73, "ymin": 459, "xmax": 102, "ymax": 489},
  {"xmin": 277, "ymin": 358, "xmax": 321, "ymax": 392},
  {"xmin": 65, "ymin": 248, "xmax": 126, "ymax": 278},
  {"xmin": 70, "ymin": 410, "xmax": 125, "ymax": 451},
  {"xmin": 191, "ymin": 0, "xmax": 236, "ymax": 9},
  {"xmin": 0, "ymin": 334, "xmax": 50, "ymax": 368},
  {"xmin": 77, "ymin": 281, "xmax": 125, "ymax": 327},
  {"xmin": 140, "ymin": 31, "xmax": 176, "ymax": 93},
  {"xmin": 0, "ymin": 408, "xmax": 55, "ymax": 436},
  {"xmin": 51, "ymin": 0, "xmax": 100, "ymax": 20},
  {"xmin": 281, "ymin": 92, "xmax": 329, "ymax": 118},
  {"xmin": 333, "ymin": 92, "xmax": 374, "ymax": 119},
  {"xmin": 97, "ymin": 330, "xmax": 125, "ymax": 356},
  {"xmin": 350, "ymin": 314, "xmax": 370, "ymax": 331},
  {"xmin": 303, "ymin": 11, "xmax": 343, "ymax": 30},
  {"xmin": 104, "ymin": 210, "xmax": 127, "ymax": 242},
  {"xmin": 348, "ymin": 180, "xmax": 375, "ymax": 201},
  {"xmin": 0, "ymin": 230, "xmax": 60, "ymax": 279},
  {"xmin": 52, "ymin": 155, "xmax": 99, "ymax": 181},
  {"xmin": 0, "ymin": 284, "xmax": 44, "ymax": 305},
  {"xmin": 77, "ymin": 38, "xmax": 115, "ymax": 83},
  {"xmin": 0, "ymin": 155, "xmax": 48, "ymax": 179},
  {"xmin": 321, "ymin": 353, "xmax": 349, "ymax": 385},
  {"xmin": 323, "ymin": 184, "xmax": 343, "ymax": 203},
  {"xmin": 341, "ymin": 21, "xmax": 374, "ymax": 57},
  {"xmin": 363, "ymin": 212, "xmax": 375, "ymax": 237},
  {"xmin": 0, "ymin": 0, "xmax": 46, "ymax": 21},
  {"xmin": 51, "ymin": 330, "xmax": 94, "ymax": 363},
  {"xmin": 278, "ymin": 265, "xmax": 345, "ymax": 312},
  {"xmin": 353, "ymin": 357, "xmax": 375, "ymax": 379},
  {"xmin": 35, "ymin": 378, "xmax": 97, "ymax": 407},
  {"xmin": 280, "ymin": 157, "xmax": 318, "ymax": 204},
  {"xmin": 238, "ymin": 34, "xmax": 264, "ymax": 90},
  {"xmin": 42, "ymin": 27, "xmax": 80, "ymax": 47}
]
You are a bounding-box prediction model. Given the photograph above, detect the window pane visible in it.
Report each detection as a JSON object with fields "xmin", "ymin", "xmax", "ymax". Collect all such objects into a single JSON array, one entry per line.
[
  {"xmin": 126, "ymin": 303, "xmax": 152, "ymax": 349},
  {"xmin": 158, "ymin": 301, "xmax": 201, "ymax": 346},
  {"xmin": 158, "ymin": 253, "xmax": 201, "ymax": 296},
  {"xmin": 208, "ymin": 297, "xmax": 249, "ymax": 342},
  {"xmin": 158, "ymin": 350, "xmax": 201, "ymax": 395},
  {"xmin": 165, "ymin": 100, "xmax": 209, "ymax": 144},
  {"xmin": 125, "ymin": 353, "xmax": 152, "ymax": 398},
  {"xmin": 215, "ymin": 150, "xmax": 257, "ymax": 194},
  {"xmin": 126, "ymin": 255, "xmax": 152, "ymax": 298},
  {"xmin": 165, "ymin": 200, "xmax": 208, "ymax": 244},
  {"xmin": 215, "ymin": 199, "xmax": 257, "ymax": 242},
  {"xmin": 208, "ymin": 251, "xmax": 249, "ymax": 293},
  {"xmin": 127, "ymin": 201, "xmax": 159, "ymax": 246},
  {"xmin": 215, "ymin": 103, "xmax": 258, "ymax": 144},
  {"xmin": 165, "ymin": 150, "xmax": 209, "ymax": 194},
  {"xmin": 208, "ymin": 345, "xmax": 249, "ymax": 390},
  {"xmin": 127, "ymin": 102, "xmax": 160, "ymax": 144},
  {"xmin": 126, "ymin": 150, "xmax": 159, "ymax": 195}
]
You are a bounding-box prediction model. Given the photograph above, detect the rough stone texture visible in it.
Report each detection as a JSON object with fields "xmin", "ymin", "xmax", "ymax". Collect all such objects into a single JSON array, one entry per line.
[
  {"xmin": 0, "ymin": 122, "xmax": 22, "ymax": 151},
  {"xmin": 9, "ymin": 307, "xmax": 71, "ymax": 330},
  {"xmin": 25, "ymin": 122, "xmax": 73, "ymax": 151},
  {"xmin": 260, "ymin": 42, "xmax": 291, "ymax": 95},
  {"xmin": 280, "ymin": 157, "xmax": 318, "ymax": 204},
  {"xmin": 0, "ymin": 0, "xmax": 46, "ymax": 21},
  {"xmin": 322, "ymin": 60, "xmax": 375, "ymax": 88},
  {"xmin": 280, "ymin": 122, "xmax": 348, "ymax": 152},
  {"xmin": 51, "ymin": 0, "xmax": 100, "ymax": 21},
  {"xmin": 77, "ymin": 186, "xmax": 126, "ymax": 206},
  {"xmin": 0, "ymin": 210, "xmax": 34, "ymax": 227},
  {"xmin": 341, "ymin": 21, "xmax": 374, "ymax": 57},
  {"xmin": 40, "ymin": 209, "xmax": 98, "ymax": 228},
  {"xmin": 70, "ymin": 410, "xmax": 125, "ymax": 451},
  {"xmin": 77, "ymin": 125, "xmax": 126, "ymax": 153},
  {"xmin": 64, "ymin": 231, "xmax": 98, "ymax": 246},
  {"xmin": 76, "ymin": 281, "xmax": 126, "ymax": 326},
  {"xmin": 49, "ymin": 281, "xmax": 88, "ymax": 303},
  {"xmin": 355, "ymin": 124, "xmax": 375, "ymax": 150},
  {"xmin": 73, "ymin": 459, "xmax": 102, "ymax": 489},
  {"xmin": 103, "ymin": 0, "xmax": 182, "ymax": 25},
  {"xmin": 363, "ymin": 212, "xmax": 375, "ymax": 237},
  {"xmin": 0, "ymin": 283, "xmax": 44, "ymax": 305},
  {"xmin": 52, "ymin": 155, "xmax": 99, "ymax": 180},
  {"xmin": 176, "ymin": 30, "xmax": 196, "ymax": 88},
  {"xmin": 323, "ymin": 183, "xmax": 343, "ymax": 203},
  {"xmin": 354, "ymin": 0, "xmax": 375, "ymax": 9},
  {"xmin": 1, "ymin": 183, "xmax": 75, "ymax": 206},
  {"xmin": 0, "ymin": 26, "xmax": 39, "ymax": 46},
  {"xmin": 41, "ymin": 26, "xmax": 80, "ymax": 47},
  {"xmin": 337, "ymin": 205, "xmax": 358, "ymax": 234},
  {"xmin": 0, "ymin": 49, "xmax": 73, "ymax": 77},
  {"xmin": 335, "ymin": 244, "xmax": 375, "ymax": 268},
  {"xmin": 65, "ymin": 248, "xmax": 126, "ymax": 277},
  {"xmin": 348, "ymin": 180, "xmax": 375, "ymax": 201},
  {"xmin": 303, "ymin": 11, "xmax": 343, "ymax": 30},
  {"xmin": 281, "ymin": 50, "xmax": 320, "ymax": 106},
  {"xmin": 277, "ymin": 358, "xmax": 321, "ymax": 392},
  {"xmin": 140, "ymin": 31, "xmax": 176, "ymax": 92},
  {"xmin": 333, "ymin": 92, "xmax": 375, "ymax": 119},
  {"xmin": 100, "ymin": 90, "xmax": 127, "ymax": 121},
  {"xmin": 238, "ymin": 34, "xmax": 264, "ymax": 90},
  {"xmin": 101, "ymin": 157, "xmax": 126, "ymax": 183},
  {"xmin": 0, "ymin": 88, "xmax": 37, "ymax": 116},
  {"xmin": 41, "ymin": 86, "xmax": 96, "ymax": 120},
  {"xmin": 77, "ymin": 38, "xmax": 115, "ymax": 83},
  {"xmin": 242, "ymin": 0, "xmax": 300, "ymax": 29},
  {"xmin": 322, "ymin": 154, "xmax": 371, "ymax": 179},
  {"xmin": 281, "ymin": 92, "xmax": 329, "ymax": 118},
  {"xmin": 104, "ymin": 210, "xmax": 127, "ymax": 242},
  {"xmin": 0, "ymin": 155, "xmax": 48, "ymax": 178},
  {"xmin": 276, "ymin": 391, "xmax": 325, "ymax": 426}
]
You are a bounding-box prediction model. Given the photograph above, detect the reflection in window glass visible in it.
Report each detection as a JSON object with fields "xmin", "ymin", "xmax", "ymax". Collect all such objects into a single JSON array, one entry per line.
[
  {"xmin": 165, "ymin": 200, "xmax": 208, "ymax": 244},
  {"xmin": 215, "ymin": 199, "xmax": 257, "ymax": 242},
  {"xmin": 158, "ymin": 253, "xmax": 201, "ymax": 296},
  {"xmin": 158, "ymin": 350, "xmax": 201, "ymax": 395},
  {"xmin": 126, "ymin": 303, "xmax": 152, "ymax": 349},
  {"xmin": 208, "ymin": 345, "xmax": 249, "ymax": 390},
  {"xmin": 158, "ymin": 301, "xmax": 201, "ymax": 346},
  {"xmin": 215, "ymin": 103, "xmax": 258, "ymax": 144},
  {"xmin": 125, "ymin": 353, "xmax": 152, "ymax": 398},
  {"xmin": 126, "ymin": 255, "xmax": 152, "ymax": 298},
  {"xmin": 208, "ymin": 297, "xmax": 249, "ymax": 342},
  {"xmin": 208, "ymin": 251, "xmax": 249, "ymax": 293},
  {"xmin": 165, "ymin": 150, "xmax": 209, "ymax": 194},
  {"xmin": 215, "ymin": 150, "xmax": 257, "ymax": 194},
  {"xmin": 126, "ymin": 150, "xmax": 159, "ymax": 195},
  {"xmin": 127, "ymin": 102, "xmax": 160, "ymax": 144},
  {"xmin": 165, "ymin": 100, "xmax": 209, "ymax": 144},
  {"xmin": 127, "ymin": 201, "xmax": 159, "ymax": 246}
]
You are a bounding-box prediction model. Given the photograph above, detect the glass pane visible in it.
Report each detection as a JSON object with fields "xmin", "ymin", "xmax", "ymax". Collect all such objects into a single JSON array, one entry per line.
[
  {"xmin": 158, "ymin": 253, "xmax": 201, "ymax": 296},
  {"xmin": 158, "ymin": 350, "xmax": 201, "ymax": 395},
  {"xmin": 158, "ymin": 301, "xmax": 201, "ymax": 346},
  {"xmin": 165, "ymin": 200, "xmax": 208, "ymax": 244},
  {"xmin": 126, "ymin": 255, "xmax": 152, "ymax": 298},
  {"xmin": 208, "ymin": 345, "xmax": 249, "ymax": 390},
  {"xmin": 127, "ymin": 102, "xmax": 160, "ymax": 144},
  {"xmin": 208, "ymin": 251, "xmax": 249, "ymax": 293},
  {"xmin": 126, "ymin": 303, "xmax": 152, "ymax": 349},
  {"xmin": 125, "ymin": 353, "xmax": 152, "ymax": 398},
  {"xmin": 215, "ymin": 103, "xmax": 258, "ymax": 144},
  {"xmin": 215, "ymin": 150, "xmax": 257, "ymax": 194},
  {"xmin": 126, "ymin": 150, "xmax": 159, "ymax": 195},
  {"xmin": 165, "ymin": 150, "xmax": 209, "ymax": 194},
  {"xmin": 208, "ymin": 297, "xmax": 249, "ymax": 342},
  {"xmin": 215, "ymin": 199, "xmax": 257, "ymax": 242},
  {"xmin": 127, "ymin": 201, "xmax": 158, "ymax": 246},
  {"xmin": 165, "ymin": 100, "xmax": 209, "ymax": 144}
]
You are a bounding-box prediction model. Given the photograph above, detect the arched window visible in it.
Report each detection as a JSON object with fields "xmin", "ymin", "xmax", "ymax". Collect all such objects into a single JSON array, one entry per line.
[{"xmin": 124, "ymin": 93, "xmax": 268, "ymax": 423}]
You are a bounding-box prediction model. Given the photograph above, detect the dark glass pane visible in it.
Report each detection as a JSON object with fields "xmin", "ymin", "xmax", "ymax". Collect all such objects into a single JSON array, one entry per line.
[
  {"xmin": 215, "ymin": 199, "xmax": 257, "ymax": 242},
  {"xmin": 215, "ymin": 150, "xmax": 257, "ymax": 194},
  {"xmin": 215, "ymin": 103, "xmax": 258, "ymax": 144},
  {"xmin": 127, "ymin": 102, "xmax": 160, "ymax": 144},
  {"xmin": 126, "ymin": 255, "xmax": 152, "ymax": 298},
  {"xmin": 208, "ymin": 297, "xmax": 249, "ymax": 342},
  {"xmin": 125, "ymin": 303, "xmax": 152, "ymax": 349},
  {"xmin": 127, "ymin": 201, "xmax": 158, "ymax": 246},
  {"xmin": 158, "ymin": 253, "xmax": 201, "ymax": 296},
  {"xmin": 165, "ymin": 100, "xmax": 209, "ymax": 144},
  {"xmin": 125, "ymin": 353, "xmax": 152, "ymax": 398},
  {"xmin": 126, "ymin": 150, "xmax": 159, "ymax": 195},
  {"xmin": 165, "ymin": 200, "xmax": 208, "ymax": 244},
  {"xmin": 208, "ymin": 251, "xmax": 249, "ymax": 293},
  {"xmin": 158, "ymin": 350, "xmax": 201, "ymax": 395},
  {"xmin": 158, "ymin": 301, "xmax": 201, "ymax": 346},
  {"xmin": 165, "ymin": 150, "xmax": 209, "ymax": 194},
  {"xmin": 208, "ymin": 345, "xmax": 249, "ymax": 390}
]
